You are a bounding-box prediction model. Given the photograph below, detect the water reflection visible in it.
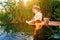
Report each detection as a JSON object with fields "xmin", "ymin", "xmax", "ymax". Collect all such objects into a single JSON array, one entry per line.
[{"xmin": 0, "ymin": 29, "xmax": 33, "ymax": 40}]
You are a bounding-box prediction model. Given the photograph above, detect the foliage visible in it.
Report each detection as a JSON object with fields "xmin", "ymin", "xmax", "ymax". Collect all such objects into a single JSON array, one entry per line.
[
  {"xmin": 0, "ymin": 13, "xmax": 17, "ymax": 33},
  {"xmin": 0, "ymin": 1, "xmax": 21, "ymax": 33},
  {"xmin": 51, "ymin": 0, "xmax": 60, "ymax": 21}
]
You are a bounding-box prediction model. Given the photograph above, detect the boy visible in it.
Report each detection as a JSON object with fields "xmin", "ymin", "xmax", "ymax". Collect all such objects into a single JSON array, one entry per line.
[{"xmin": 26, "ymin": 5, "xmax": 45, "ymax": 38}]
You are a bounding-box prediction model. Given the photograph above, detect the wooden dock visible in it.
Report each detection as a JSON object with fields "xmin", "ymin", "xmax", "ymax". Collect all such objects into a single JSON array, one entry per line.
[{"xmin": 48, "ymin": 21, "xmax": 60, "ymax": 26}]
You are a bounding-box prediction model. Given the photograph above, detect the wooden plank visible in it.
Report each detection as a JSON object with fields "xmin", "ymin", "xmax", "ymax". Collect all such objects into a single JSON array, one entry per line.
[
  {"xmin": 48, "ymin": 21, "xmax": 60, "ymax": 26},
  {"xmin": 29, "ymin": 21, "xmax": 60, "ymax": 26}
]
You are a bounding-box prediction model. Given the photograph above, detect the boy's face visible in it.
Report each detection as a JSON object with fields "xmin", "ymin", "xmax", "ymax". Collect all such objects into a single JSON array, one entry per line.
[{"xmin": 32, "ymin": 8, "xmax": 39, "ymax": 13}]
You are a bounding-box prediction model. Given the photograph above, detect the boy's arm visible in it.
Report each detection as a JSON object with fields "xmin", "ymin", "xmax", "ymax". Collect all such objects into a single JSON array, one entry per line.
[
  {"xmin": 26, "ymin": 13, "xmax": 42, "ymax": 24},
  {"xmin": 26, "ymin": 18, "xmax": 35, "ymax": 25}
]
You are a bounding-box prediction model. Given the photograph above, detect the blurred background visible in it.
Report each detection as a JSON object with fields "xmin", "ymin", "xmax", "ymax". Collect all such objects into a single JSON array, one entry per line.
[{"xmin": 0, "ymin": 0, "xmax": 60, "ymax": 40}]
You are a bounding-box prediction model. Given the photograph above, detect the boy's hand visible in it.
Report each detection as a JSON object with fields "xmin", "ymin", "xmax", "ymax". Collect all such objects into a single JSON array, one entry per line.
[
  {"xmin": 26, "ymin": 21, "xmax": 30, "ymax": 24},
  {"xmin": 26, "ymin": 21, "xmax": 29, "ymax": 23}
]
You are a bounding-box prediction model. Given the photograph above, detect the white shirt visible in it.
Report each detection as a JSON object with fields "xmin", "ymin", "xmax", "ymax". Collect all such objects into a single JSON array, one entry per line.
[
  {"xmin": 34, "ymin": 12, "xmax": 42, "ymax": 21},
  {"xmin": 28, "ymin": 12, "xmax": 42, "ymax": 23}
]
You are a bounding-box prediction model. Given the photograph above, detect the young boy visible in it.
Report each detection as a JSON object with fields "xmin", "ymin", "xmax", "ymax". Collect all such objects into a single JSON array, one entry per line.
[{"xmin": 26, "ymin": 5, "xmax": 45, "ymax": 38}]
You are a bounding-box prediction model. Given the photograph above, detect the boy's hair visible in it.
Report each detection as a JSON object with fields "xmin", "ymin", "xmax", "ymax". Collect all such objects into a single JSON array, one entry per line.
[{"xmin": 32, "ymin": 5, "xmax": 40, "ymax": 10}]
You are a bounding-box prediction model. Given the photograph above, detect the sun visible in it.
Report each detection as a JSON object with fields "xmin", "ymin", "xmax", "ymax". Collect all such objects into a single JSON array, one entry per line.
[
  {"xmin": 23, "ymin": 0, "xmax": 28, "ymax": 5},
  {"xmin": 20, "ymin": 0, "xmax": 32, "ymax": 6}
]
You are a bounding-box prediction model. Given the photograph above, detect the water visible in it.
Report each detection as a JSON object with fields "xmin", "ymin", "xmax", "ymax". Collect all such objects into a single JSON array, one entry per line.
[{"xmin": 0, "ymin": 29, "xmax": 33, "ymax": 40}]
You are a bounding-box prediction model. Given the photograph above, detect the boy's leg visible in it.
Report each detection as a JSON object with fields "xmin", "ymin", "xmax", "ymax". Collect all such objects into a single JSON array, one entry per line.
[
  {"xmin": 34, "ymin": 25, "xmax": 43, "ymax": 40},
  {"xmin": 34, "ymin": 28, "xmax": 38, "ymax": 40}
]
